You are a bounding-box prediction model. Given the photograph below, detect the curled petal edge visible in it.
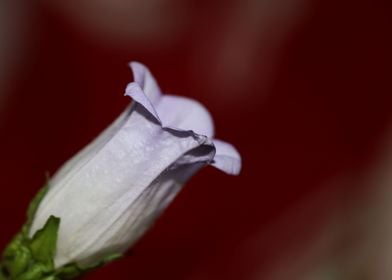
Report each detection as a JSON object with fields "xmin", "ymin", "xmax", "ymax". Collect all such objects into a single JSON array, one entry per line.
[
  {"xmin": 125, "ymin": 80, "xmax": 241, "ymax": 175},
  {"xmin": 129, "ymin": 62, "xmax": 162, "ymax": 105},
  {"xmin": 212, "ymin": 139, "xmax": 242, "ymax": 175}
]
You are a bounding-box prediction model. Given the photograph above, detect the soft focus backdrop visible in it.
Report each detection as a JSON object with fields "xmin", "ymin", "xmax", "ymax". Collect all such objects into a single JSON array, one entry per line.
[{"xmin": 1, "ymin": 0, "xmax": 391, "ymax": 279}]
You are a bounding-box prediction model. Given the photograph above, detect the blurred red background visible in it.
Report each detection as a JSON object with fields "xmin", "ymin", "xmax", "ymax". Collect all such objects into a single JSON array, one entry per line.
[{"xmin": 0, "ymin": 0, "xmax": 391, "ymax": 279}]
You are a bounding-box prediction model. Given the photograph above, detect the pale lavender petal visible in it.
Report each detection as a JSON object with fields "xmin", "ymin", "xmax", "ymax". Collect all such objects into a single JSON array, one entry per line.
[
  {"xmin": 128, "ymin": 62, "xmax": 214, "ymax": 138},
  {"xmin": 31, "ymin": 61, "xmax": 242, "ymax": 268},
  {"xmin": 211, "ymin": 139, "xmax": 242, "ymax": 175},
  {"xmin": 77, "ymin": 145, "xmax": 215, "ymax": 266},
  {"xmin": 124, "ymin": 82, "xmax": 161, "ymax": 123},
  {"xmin": 48, "ymin": 107, "xmax": 130, "ymax": 189},
  {"xmin": 32, "ymin": 106, "xmax": 214, "ymax": 267},
  {"xmin": 156, "ymin": 95, "xmax": 215, "ymax": 138},
  {"xmin": 129, "ymin": 62, "xmax": 161, "ymax": 105}
]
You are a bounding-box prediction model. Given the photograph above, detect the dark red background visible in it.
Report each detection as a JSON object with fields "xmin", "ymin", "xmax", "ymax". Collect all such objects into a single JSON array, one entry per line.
[{"xmin": 1, "ymin": 0, "xmax": 391, "ymax": 279}]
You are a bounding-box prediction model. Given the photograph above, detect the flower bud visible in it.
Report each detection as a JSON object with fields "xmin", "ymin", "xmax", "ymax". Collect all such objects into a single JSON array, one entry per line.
[{"xmin": 29, "ymin": 62, "xmax": 241, "ymax": 268}]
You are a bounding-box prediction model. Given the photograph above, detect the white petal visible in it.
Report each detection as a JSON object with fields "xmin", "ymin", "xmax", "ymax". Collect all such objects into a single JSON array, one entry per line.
[
  {"xmin": 48, "ymin": 107, "xmax": 130, "ymax": 189},
  {"xmin": 211, "ymin": 139, "xmax": 242, "ymax": 175},
  {"xmin": 31, "ymin": 61, "xmax": 241, "ymax": 268},
  {"xmin": 128, "ymin": 63, "xmax": 214, "ymax": 138},
  {"xmin": 124, "ymin": 83, "xmax": 161, "ymax": 123},
  {"xmin": 156, "ymin": 95, "xmax": 215, "ymax": 138},
  {"xmin": 74, "ymin": 145, "xmax": 214, "ymax": 267},
  {"xmin": 30, "ymin": 105, "xmax": 214, "ymax": 267},
  {"xmin": 129, "ymin": 62, "xmax": 161, "ymax": 105}
]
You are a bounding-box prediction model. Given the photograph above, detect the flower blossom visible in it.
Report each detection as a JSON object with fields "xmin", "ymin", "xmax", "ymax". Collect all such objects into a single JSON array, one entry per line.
[{"xmin": 29, "ymin": 62, "xmax": 241, "ymax": 268}]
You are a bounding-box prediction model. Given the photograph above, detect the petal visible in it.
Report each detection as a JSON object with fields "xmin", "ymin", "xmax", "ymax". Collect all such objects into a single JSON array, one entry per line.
[
  {"xmin": 30, "ymin": 105, "xmax": 214, "ymax": 267},
  {"xmin": 74, "ymin": 145, "xmax": 215, "ymax": 267},
  {"xmin": 129, "ymin": 62, "xmax": 161, "ymax": 106},
  {"xmin": 156, "ymin": 95, "xmax": 215, "ymax": 138},
  {"xmin": 124, "ymin": 82, "xmax": 161, "ymax": 123},
  {"xmin": 51, "ymin": 61, "xmax": 159, "ymax": 186},
  {"xmin": 128, "ymin": 63, "xmax": 214, "ymax": 138},
  {"xmin": 211, "ymin": 139, "xmax": 242, "ymax": 175},
  {"xmin": 49, "ymin": 107, "xmax": 130, "ymax": 188}
]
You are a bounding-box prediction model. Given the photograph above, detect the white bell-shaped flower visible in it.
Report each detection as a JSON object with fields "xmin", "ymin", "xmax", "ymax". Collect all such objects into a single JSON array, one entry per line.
[{"xmin": 29, "ymin": 62, "xmax": 241, "ymax": 268}]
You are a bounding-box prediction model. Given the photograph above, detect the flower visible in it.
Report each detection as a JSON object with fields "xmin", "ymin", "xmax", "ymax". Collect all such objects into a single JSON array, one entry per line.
[{"xmin": 29, "ymin": 62, "xmax": 241, "ymax": 268}]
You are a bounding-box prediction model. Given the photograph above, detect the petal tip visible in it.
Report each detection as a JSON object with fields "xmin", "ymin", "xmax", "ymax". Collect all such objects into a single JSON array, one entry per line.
[
  {"xmin": 127, "ymin": 61, "xmax": 161, "ymax": 105},
  {"xmin": 124, "ymin": 82, "xmax": 161, "ymax": 123},
  {"xmin": 211, "ymin": 139, "xmax": 242, "ymax": 175},
  {"xmin": 155, "ymin": 95, "xmax": 215, "ymax": 138}
]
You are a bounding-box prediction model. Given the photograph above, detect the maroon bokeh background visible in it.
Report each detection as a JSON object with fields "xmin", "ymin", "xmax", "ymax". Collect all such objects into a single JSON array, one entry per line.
[{"xmin": 1, "ymin": 0, "xmax": 391, "ymax": 279}]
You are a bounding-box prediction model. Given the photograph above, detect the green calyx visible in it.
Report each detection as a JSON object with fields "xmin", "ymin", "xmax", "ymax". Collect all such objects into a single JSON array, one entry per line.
[
  {"xmin": 0, "ymin": 185, "xmax": 123, "ymax": 280},
  {"xmin": 1, "ymin": 185, "xmax": 59, "ymax": 280}
]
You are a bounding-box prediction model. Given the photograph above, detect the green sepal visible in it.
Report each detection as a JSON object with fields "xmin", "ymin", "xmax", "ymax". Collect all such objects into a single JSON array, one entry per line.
[
  {"xmin": 14, "ymin": 263, "xmax": 47, "ymax": 280},
  {"xmin": 24, "ymin": 186, "xmax": 49, "ymax": 235},
  {"xmin": 2, "ymin": 247, "xmax": 31, "ymax": 278},
  {"xmin": 2, "ymin": 232, "xmax": 32, "ymax": 278},
  {"xmin": 53, "ymin": 264, "xmax": 81, "ymax": 280},
  {"xmin": 1, "ymin": 215, "xmax": 60, "ymax": 279},
  {"xmin": 80, "ymin": 253, "xmax": 123, "ymax": 271},
  {"xmin": 29, "ymin": 216, "xmax": 60, "ymax": 270},
  {"xmin": 1, "ymin": 184, "xmax": 51, "ymax": 279},
  {"xmin": 1, "ymin": 182, "xmax": 125, "ymax": 279},
  {"xmin": 40, "ymin": 277, "xmax": 58, "ymax": 280},
  {"xmin": 3, "ymin": 234, "xmax": 25, "ymax": 260},
  {"xmin": 55, "ymin": 253, "xmax": 123, "ymax": 280}
]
